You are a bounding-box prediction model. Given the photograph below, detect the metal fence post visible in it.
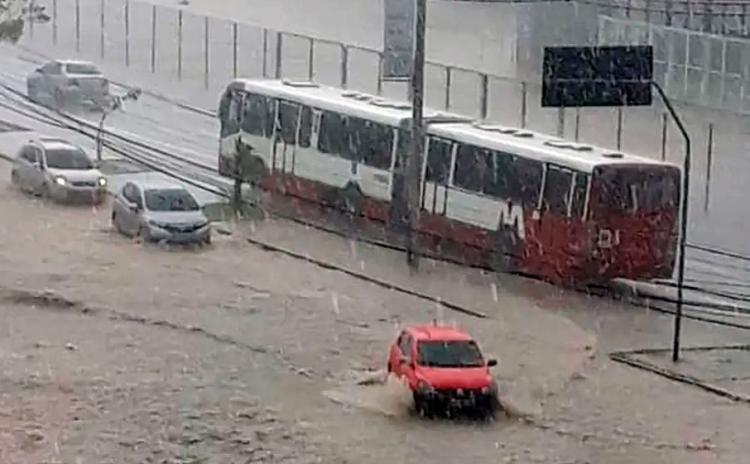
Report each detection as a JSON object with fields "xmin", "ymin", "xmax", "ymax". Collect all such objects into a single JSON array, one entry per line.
[
  {"xmin": 340, "ymin": 45, "xmax": 348, "ymax": 89},
  {"xmin": 616, "ymin": 107, "xmax": 623, "ymax": 150},
  {"xmin": 262, "ymin": 28, "xmax": 268, "ymax": 78},
  {"xmin": 204, "ymin": 16, "xmax": 210, "ymax": 88},
  {"xmin": 704, "ymin": 122, "xmax": 714, "ymax": 212},
  {"xmin": 100, "ymin": 0, "xmax": 105, "ymax": 59},
  {"xmin": 376, "ymin": 53, "xmax": 384, "ymax": 96},
  {"xmin": 232, "ymin": 22, "xmax": 238, "ymax": 78},
  {"xmin": 574, "ymin": 108, "xmax": 581, "ymax": 141},
  {"xmin": 177, "ymin": 10, "xmax": 183, "ymax": 80},
  {"xmin": 52, "ymin": 0, "xmax": 58, "ymax": 45},
  {"xmin": 557, "ymin": 107, "xmax": 565, "ymax": 137},
  {"xmin": 520, "ymin": 82, "xmax": 528, "ymax": 128},
  {"xmin": 150, "ymin": 6, "xmax": 157, "ymax": 73},
  {"xmin": 75, "ymin": 0, "xmax": 81, "ymax": 52},
  {"xmin": 661, "ymin": 112, "xmax": 668, "ymax": 160},
  {"xmin": 444, "ymin": 67, "xmax": 452, "ymax": 111},
  {"xmin": 479, "ymin": 74, "xmax": 489, "ymax": 120},
  {"xmin": 124, "ymin": 0, "xmax": 130, "ymax": 67},
  {"xmin": 275, "ymin": 32, "xmax": 283, "ymax": 79},
  {"xmin": 307, "ymin": 37, "xmax": 315, "ymax": 81},
  {"xmin": 29, "ymin": 0, "xmax": 34, "ymax": 40}
]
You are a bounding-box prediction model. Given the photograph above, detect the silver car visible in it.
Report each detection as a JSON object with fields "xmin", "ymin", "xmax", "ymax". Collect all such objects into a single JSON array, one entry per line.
[
  {"xmin": 111, "ymin": 179, "xmax": 211, "ymax": 245},
  {"xmin": 27, "ymin": 60, "xmax": 112, "ymax": 109},
  {"xmin": 10, "ymin": 137, "xmax": 108, "ymax": 204}
]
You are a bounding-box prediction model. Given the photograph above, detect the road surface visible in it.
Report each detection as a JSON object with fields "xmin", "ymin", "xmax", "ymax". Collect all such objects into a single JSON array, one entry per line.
[{"xmin": 0, "ymin": 152, "xmax": 749, "ymax": 462}]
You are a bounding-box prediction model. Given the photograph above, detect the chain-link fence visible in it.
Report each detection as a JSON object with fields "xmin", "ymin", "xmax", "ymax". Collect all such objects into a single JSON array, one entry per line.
[{"xmin": 17, "ymin": 0, "xmax": 750, "ymax": 254}]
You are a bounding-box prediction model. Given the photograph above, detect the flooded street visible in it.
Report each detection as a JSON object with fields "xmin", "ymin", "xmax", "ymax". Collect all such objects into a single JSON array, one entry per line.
[
  {"xmin": 0, "ymin": 159, "xmax": 748, "ymax": 463},
  {"xmin": 1, "ymin": 0, "xmax": 750, "ymax": 459}
]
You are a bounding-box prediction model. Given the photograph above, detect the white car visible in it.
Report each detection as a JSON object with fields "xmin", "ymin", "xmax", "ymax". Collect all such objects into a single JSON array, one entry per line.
[
  {"xmin": 111, "ymin": 178, "xmax": 211, "ymax": 245},
  {"xmin": 10, "ymin": 137, "xmax": 108, "ymax": 204},
  {"xmin": 27, "ymin": 60, "xmax": 112, "ymax": 110}
]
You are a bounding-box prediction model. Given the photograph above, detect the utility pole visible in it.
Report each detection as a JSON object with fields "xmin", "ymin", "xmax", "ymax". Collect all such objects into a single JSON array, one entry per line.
[{"xmin": 405, "ymin": 0, "xmax": 426, "ymax": 270}]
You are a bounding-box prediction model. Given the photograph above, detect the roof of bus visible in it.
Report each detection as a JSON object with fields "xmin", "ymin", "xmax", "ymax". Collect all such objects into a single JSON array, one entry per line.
[
  {"xmin": 227, "ymin": 78, "xmax": 472, "ymax": 127},
  {"xmin": 429, "ymin": 123, "xmax": 678, "ymax": 173}
]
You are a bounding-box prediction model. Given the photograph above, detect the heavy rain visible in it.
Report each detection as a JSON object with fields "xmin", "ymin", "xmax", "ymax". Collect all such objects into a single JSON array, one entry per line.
[{"xmin": 0, "ymin": 0, "xmax": 749, "ymax": 463}]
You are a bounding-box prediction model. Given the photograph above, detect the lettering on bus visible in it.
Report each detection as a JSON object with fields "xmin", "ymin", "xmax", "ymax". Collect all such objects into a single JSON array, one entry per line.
[
  {"xmin": 597, "ymin": 228, "xmax": 621, "ymax": 249},
  {"xmin": 497, "ymin": 200, "xmax": 526, "ymax": 241}
]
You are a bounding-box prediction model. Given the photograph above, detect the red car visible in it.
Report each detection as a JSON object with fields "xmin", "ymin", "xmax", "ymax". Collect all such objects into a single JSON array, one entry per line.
[{"xmin": 387, "ymin": 324, "xmax": 499, "ymax": 417}]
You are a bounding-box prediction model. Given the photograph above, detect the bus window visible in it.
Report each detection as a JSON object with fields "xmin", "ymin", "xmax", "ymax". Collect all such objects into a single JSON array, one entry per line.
[
  {"xmin": 241, "ymin": 93, "xmax": 271, "ymax": 138},
  {"xmin": 220, "ymin": 91, "xmax": 242, "ymax": 137},
  {"xmin": 594, "ymin": 166, "xmax": 679, "ymax": 216},
  {"xmin": 298, "ymin": 106, "xmax": 313, "ymax": 148},
  {"xmin": 542, "ymin": 165, "xmax": 573, "ymax": 216},
  {"xmin": 570, "ymin": 173, "xmax": 589, "ymax": 219},
  {"xmin": 318, "ymin": 111, "xmax": 347, "ymax": 156},
  {"xmin": 359, "ymin": 121, "xmax": 394, "ymax": 170},
  {"xmin": 511, "ymin": 157, "xmax": 544, "ymax": 210},
  {"xmin": 278, "ymin": 101, "xmax": 300, "ymax": 145},
  {"xmin": 219, "ymin": 91, "xmax": 231, "ymax": 122},
  {"xmin": 454, "ymin": 144, "xmax": 491, "ymax": 193},
  {"xmin": 487, "ymin": 151, "xmax": 511, "ymax": 199},
  {"xmin": 426, "ymin": 137, "xmax": 452, "ymax": 184}
]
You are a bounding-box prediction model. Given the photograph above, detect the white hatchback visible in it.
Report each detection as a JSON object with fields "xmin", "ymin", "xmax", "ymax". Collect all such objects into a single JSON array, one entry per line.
[{"xmin": 10, "ymin": 137, "xmax": 108, "ymax": 204}]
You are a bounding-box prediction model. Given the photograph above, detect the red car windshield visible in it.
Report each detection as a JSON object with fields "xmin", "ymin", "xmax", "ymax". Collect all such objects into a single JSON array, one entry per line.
[{"xmin": 417, "ymin": 340, "xmax": 484, "ymax": 368}]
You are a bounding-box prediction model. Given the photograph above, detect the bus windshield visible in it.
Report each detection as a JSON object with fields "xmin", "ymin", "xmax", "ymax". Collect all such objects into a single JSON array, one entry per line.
[{"xmin": 593, "ymin": 165, "xmax": 680, "ymax": 216}]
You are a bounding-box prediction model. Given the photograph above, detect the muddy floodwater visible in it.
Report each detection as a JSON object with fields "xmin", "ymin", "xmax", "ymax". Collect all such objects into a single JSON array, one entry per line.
[{"xmin": 0, "ymin": 160, "xmax": 748, "ymax": 463}]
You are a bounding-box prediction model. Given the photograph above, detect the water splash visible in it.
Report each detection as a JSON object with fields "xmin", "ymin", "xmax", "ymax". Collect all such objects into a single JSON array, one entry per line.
[{"xmin": 322, "ymin": 372, "xmax": 413, "ymax": 418}]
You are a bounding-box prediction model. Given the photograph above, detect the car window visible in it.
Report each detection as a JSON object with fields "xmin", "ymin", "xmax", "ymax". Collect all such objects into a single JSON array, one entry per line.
[
  {"xmin": 41, "ymin": 62, "xmax": 62, "ymax": 75},
  {"xmin": 417, "ymin": 340, "xmax": 484, "ymax": 368},
  {"xmin": 144, "ymin": 188, "xmax": 200, "ymax": 212},
  {"xmin": 64, "ymin": 63, "xmax": 100, "ymax": 75},
  {"xmin": 122, "ymin": 184, "xmax": 140, "ymax": 205},
  {"xmin": 130, "ymin": 185, "xmax": 143, "ymax": 208},
  {"xmin": 19, "ymin": 146, "xmax": 37, "ymax": 163},
  {"xmin": 398, "ymin": 333, "xmax": 412, "ymax": 362},
  {"xmin": 44, "ymin": 148, "xmax": 94, "ymax": 170}
]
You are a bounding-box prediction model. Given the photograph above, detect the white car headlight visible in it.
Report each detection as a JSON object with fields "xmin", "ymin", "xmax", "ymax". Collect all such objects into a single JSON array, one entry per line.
[
  {"xmin": 54, "ymin": 176, "xmax": 67, "ymax": 186},
  {"xmin": 98, "ymin": 176, "xmax": 107, "ymax": 186}
]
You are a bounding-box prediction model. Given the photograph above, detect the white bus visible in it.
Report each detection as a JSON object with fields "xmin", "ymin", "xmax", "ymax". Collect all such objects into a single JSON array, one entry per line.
[
  {"xmin": 218, "ymin": 79, "xmax": 680, "ymax": 284},
  {"xmin": 218, "ymin": 78, "xmax": 469, "ymax": 221}
]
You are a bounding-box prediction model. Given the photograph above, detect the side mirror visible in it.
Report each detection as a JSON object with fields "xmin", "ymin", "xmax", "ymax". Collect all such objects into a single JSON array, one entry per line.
[
  {"xmin": 487, "ymin": 359, "xmax": 498, "ymax": 367},
  {"xmin": 399, "ymin": 356, "xmax": 409, "ymax": 365}
]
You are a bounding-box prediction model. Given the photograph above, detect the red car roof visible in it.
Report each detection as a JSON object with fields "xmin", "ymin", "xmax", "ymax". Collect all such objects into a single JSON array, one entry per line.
[{"xmin": 406, "ymin": 324, "xmax": 474, "ymax": 342}]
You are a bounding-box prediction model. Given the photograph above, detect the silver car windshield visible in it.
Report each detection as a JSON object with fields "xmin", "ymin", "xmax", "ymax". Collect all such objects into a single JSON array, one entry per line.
[
  {"xmin": 45, "ymin": 148, "xmax": 94, "ymax": 170},
  {"xmin": 144, "ymin": 189, "xmax": 200, "ymax": 212},
  {"xmin": 65, "ymin": 63, "xmax": 100, "ymax": 75}
]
